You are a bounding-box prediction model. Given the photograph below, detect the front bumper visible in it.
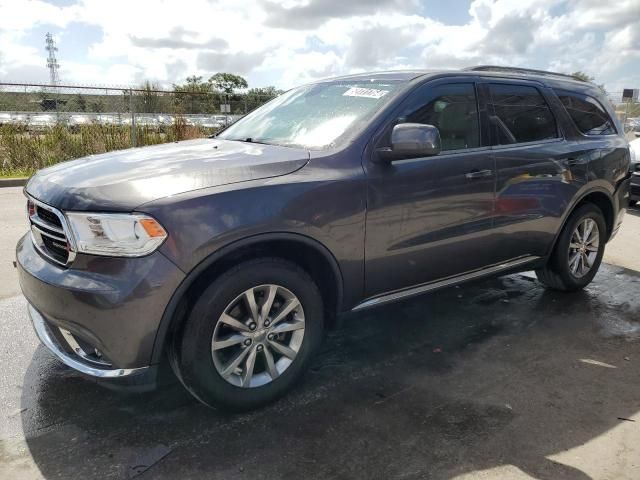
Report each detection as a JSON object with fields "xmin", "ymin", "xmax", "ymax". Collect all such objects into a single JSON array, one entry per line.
[
  {"xmin": 17, "ymin": 233, "xmax": 185, "ymax": 374},
  {"xmin": 29, "ymin": 304, "xmax": 148, "ymax": 378}
]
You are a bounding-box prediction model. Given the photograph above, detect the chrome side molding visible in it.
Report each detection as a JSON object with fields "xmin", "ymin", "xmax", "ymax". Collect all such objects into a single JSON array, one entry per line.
[{"xmin": 352, "ymin": 256, "xmax": 541, "ymax": 311}]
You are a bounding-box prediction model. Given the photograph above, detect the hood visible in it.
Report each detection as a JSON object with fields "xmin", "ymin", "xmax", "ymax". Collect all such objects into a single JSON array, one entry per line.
[{"xmin": 25, "ymin": 138, "xmax": 309, "ymax": 211}]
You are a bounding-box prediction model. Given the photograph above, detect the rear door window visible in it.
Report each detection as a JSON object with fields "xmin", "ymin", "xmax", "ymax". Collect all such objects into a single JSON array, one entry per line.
[
  {"xmin": 488, "ymin": 84, "xmax": 559, "ymax": 145},
  {"xmin": 555, "ymin": 91, "xmax": 616, "ymax": 135}
]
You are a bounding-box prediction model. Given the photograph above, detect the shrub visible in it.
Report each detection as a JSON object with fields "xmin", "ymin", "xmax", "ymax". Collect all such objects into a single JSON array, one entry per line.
[{"xmin": 0, "ymin": 119, "xmax": 216, "ymax": 177}]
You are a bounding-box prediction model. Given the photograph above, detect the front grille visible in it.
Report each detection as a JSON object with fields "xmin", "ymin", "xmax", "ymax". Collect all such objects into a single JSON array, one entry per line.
[
  {"xmin": 40, "ymin": 234, "xmax": 70, "ymax": 264},
  {"xmin": 36, "ymin": 206, "xmax": 63, "ymax": 228},
  {"xmin": 27, "ymin": 197, "xmax": 76, "ymax": 266}
]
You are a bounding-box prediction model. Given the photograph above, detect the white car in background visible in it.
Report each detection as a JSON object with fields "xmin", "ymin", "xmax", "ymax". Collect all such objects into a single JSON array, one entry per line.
[{"xmin": 626, "ymin": 117, "xmax": 640, "ymax": 136}]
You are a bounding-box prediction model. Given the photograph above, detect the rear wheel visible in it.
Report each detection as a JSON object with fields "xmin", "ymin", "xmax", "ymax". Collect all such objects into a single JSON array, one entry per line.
[
  {"xmin": 172, "ymin": 258, "xmax": 324, "ymax": 411},
  {"xmin": 629, "ymin": 200, "xmax": 637, "ymax": 207},
  {"xmin": 536, "ymin": 203, "xmax": 606, "ymax": 291}
]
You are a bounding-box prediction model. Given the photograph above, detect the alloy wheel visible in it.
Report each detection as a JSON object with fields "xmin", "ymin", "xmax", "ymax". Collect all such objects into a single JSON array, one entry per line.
[
  {"xmin": 211, "ymin": 284, "xmax": 305, "ymax": 388},
  {"xmin": 568, "ymin": 218, "xmax": 600, "ymax": 278}
]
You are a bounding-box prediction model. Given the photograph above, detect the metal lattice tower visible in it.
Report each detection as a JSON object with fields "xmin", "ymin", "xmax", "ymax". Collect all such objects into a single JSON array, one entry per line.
[{"xmin": 45, "ymin": 33, "xmax": 60, "ymax": 90}]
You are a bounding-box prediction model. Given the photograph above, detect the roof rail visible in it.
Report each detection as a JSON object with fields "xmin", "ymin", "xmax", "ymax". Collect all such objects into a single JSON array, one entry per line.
[{"xmin": 465, "ymin": 66, "xmax": 586, "ymax": 82}]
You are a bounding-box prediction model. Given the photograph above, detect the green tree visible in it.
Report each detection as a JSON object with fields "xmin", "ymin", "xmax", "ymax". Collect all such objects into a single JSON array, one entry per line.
[
  {"xmin": 36, "ymin": 89, "xmax": 59, "ymax": 111},
  {"xmin": 209, "ymin": 72, "xmax": 248, "ymax": 95},
  {"xmin": 571, "ymin": 71, "xmax": 594, "ymax": 82},
  {"xmin": 134, "ymin": 81, "xmax": 162, "ymax": 113},
  {"xmin": 570, "ymin": 71, "xmax": 606, "ymax": 92},
  {"xmin": 248, "ymin": 86, "xmax": 283, "ymax": 97},
  {"xmin": 173, "ymin": 75, "xmax": 214, "ymax": 114},
  {"xmin": 90, "ymin": 99, "xmax": 105, "ymax": 113},
  {"xmin": 174, "ymin": 75, "xmax": 212, "ymax": 94},
  {"xmin": 74, "ymin": 93, "xmax": 87, "ymax": 112},
  {"xmin": 245, "ymin": 86, "xmax": 283, "ymax": 111}
]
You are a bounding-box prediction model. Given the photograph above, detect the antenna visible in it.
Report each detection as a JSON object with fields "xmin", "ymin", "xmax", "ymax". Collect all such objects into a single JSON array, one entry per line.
[{"xmin": 45, "ymin": 33, "xmax": 60, "ymax": 92}]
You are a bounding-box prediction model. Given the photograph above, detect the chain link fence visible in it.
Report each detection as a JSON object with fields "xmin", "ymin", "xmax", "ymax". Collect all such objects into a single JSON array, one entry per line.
[
  {"xmin": 2, "ymin": 82, "xmax": 636, "ymax": 128},
  {"xmin": 0, "ymin": 82, "xmax": 279, "ymax": 176},
  {"xmin": 607, "ymin": 91, "xmax": 640, "ymax": 138},
  {"xmin": 1, "ymin": 82, "xmax": 638, "ymax": 176},
  {"xmin": 0, "ymin": 82, "xmax": 278, "ymax": 130}
]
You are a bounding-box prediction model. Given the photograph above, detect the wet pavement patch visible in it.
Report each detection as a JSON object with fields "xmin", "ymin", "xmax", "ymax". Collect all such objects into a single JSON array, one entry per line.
[
  {"xmin": 3, "ymin": 264, "xmax": 640, "ymax": 479},
  {"xmin": 125, "ymin": 444, "xmax": 172, "ymax": 478}
]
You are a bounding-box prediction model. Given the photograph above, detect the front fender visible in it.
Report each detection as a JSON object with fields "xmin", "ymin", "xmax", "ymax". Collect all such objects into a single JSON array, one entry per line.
[{"xmin": 151, "ymin": 232, "xmax": 345, "ymax": 365}]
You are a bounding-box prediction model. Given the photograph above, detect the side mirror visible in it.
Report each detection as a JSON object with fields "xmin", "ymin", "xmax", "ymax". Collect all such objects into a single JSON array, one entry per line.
[{"xmin": 376, "ymin": 123, "xmax": 441, "ymax": 162}]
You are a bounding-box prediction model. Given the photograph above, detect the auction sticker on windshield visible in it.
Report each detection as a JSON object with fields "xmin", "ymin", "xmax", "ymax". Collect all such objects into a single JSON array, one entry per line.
[{"xmin": 343, "ymin": 87, "xmax": 389, "ymax": 99}]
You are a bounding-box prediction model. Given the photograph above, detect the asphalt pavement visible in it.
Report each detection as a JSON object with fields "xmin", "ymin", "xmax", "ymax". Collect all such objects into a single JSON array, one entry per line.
[
  {"xmin": 0, "ymin": 187, "xmax": 27, "ymax": 299},
  {"xmin": 1, "ymin": 185, "xmax": 640, "ymax": 479}
]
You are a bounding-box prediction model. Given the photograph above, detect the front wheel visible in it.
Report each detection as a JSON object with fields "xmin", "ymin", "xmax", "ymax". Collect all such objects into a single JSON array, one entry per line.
[
  {"xmin": 536, "ymin": 203, "xmax": 606, "ymax": 291},
  {"xmin": 172, "ymin": 258, "xmax": 324, "ymax": 411}
]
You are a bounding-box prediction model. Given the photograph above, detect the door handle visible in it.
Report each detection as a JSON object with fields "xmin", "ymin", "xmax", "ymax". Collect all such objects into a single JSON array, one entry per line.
[
  {"xmin": 465, "ymin": 169, "xmax": 493, "ymax": 180},
  {"xmin": 567, "ymin": 158, "xmax": 579, "ymax": 166}
]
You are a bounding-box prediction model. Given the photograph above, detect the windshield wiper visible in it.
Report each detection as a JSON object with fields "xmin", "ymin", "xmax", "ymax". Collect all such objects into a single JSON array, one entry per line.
[
  {"xmin": 217, "ymin": 137, "xmax": 293, "ymax": 148},
  {"xmin": 225, "ymin": 137, "xmax": 275, "ymax": 145},
  {"xmin": 243, "ymin": 137, "xmax": 271, "ymax": 145}
]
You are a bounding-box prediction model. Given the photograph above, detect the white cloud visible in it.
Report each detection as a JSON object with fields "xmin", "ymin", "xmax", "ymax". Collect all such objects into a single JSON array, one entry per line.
[
  {"xmin": 0, "ymin": 0, "xmax": 638, "ymax": 93},
  {"xmin": 0, "ymin": 0, "xmax": 79, "ymax": 31}
]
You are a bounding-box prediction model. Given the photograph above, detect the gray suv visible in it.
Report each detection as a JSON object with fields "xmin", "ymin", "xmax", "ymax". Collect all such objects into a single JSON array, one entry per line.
[{"xmin": 17, "ymin": 66, "xmax": 631, "ymax": 410}]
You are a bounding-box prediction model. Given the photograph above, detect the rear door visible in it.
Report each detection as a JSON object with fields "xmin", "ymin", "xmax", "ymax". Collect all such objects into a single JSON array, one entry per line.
[
  {"xmin": 363, "ymin": 77, "xmax": 498, "ymax": 298},
  {"xmin": 485, "ymin": 80, "xmax": 590, "ymax": 262}
]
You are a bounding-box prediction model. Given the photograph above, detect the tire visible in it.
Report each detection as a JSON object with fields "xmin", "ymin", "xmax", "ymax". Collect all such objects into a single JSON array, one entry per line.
[
  {"xmin": 172, "ymin": 257, "xmax": 324, "ymax": 411},
  {"xmin": 535, "ymin": 203, "xmax": 606, "ymax": 292},
  {"xmin": 629, "ymin": 200, "xmax": 637, "ymax": 207}
]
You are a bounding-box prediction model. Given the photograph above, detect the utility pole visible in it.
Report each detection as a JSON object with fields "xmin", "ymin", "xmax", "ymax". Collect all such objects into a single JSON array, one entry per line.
[
  {"xmin": 45, "ymin": 33, "xmax": 60, "ymax": 88},
  {"xmin": 129, "ymin": 89, "xmax": 137, "ymax": 147},
  {"xmin": 622, "ymin": 89, "xmax": 640, "ymax": 133},
  {"xmin": 45, "ymin": 33, "xmax": 61, "ymax": 117}
]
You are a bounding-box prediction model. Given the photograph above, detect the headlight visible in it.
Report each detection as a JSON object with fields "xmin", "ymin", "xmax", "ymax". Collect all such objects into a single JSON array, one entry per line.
[{"xmin": 65, "ymin": 212, "xmax": 167, "ymax": 257}]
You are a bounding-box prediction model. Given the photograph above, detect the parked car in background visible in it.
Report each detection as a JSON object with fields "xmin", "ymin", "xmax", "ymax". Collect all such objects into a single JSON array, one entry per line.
[
  {"xmin": 135, "ymin": 115, "xmax": 160, "ymax": 127},
  {"xmin": 625, "ymin": 117, "xmax": 640, "ymax": 136},
  {"xmin": 0, "ymin": 112, "xmax": 12, "ymax": 125},
  {"xmin": 17, "ymin": 66, "xmax": 631, "ymax": 410},
  {"xmin": 629, "ymin": 137, "xmax": 640, "ymax": 206},
  {"xmin": 27, "ymin": 113, "xmax": 59, "ymax": 130}
]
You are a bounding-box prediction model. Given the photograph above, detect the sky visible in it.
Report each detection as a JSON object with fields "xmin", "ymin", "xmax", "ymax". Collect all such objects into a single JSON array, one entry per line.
[{"xmin": 0, "ymin": 0, "xmax": 638, "ymax": 93}]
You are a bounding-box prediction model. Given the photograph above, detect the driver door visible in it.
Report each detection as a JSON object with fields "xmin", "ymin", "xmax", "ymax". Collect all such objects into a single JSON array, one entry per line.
[{"xmin": 363, "ymin": 79, "xmax": 498, "ymax": 298}]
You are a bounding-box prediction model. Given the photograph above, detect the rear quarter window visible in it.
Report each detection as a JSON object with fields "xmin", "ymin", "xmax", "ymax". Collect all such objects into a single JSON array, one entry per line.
[{"xmin": 555, "ymin": 90, "xmax": 616, "ymax": 136}]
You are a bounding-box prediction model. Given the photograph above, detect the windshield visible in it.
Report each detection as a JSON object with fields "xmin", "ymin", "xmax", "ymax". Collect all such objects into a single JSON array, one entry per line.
[{"xmin": 218, "ymin": 80, "xmax": 403, "ymax": 150}]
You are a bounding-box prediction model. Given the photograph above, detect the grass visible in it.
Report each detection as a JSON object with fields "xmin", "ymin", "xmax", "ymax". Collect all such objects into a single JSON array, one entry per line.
[
  {"xmin": 0, "ymin": 117, "xmax": 217, "ymax": 177},
  {"xmin": 0, "ymin": 173, "xmax": 27, "ymax": 179}
]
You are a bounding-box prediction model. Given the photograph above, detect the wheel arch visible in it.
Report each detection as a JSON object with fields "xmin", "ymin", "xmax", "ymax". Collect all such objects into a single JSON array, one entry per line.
[
  {"xmin": 151, "ymin": 232, "xmax": 344, "ymax": 364},
  {"xmin": 577, "ymin": 191, "xmax": 615, "ymax": 240},
  {"xmin": 547, "ymin": 186, "xmax": 616, "ymax": 258}
]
